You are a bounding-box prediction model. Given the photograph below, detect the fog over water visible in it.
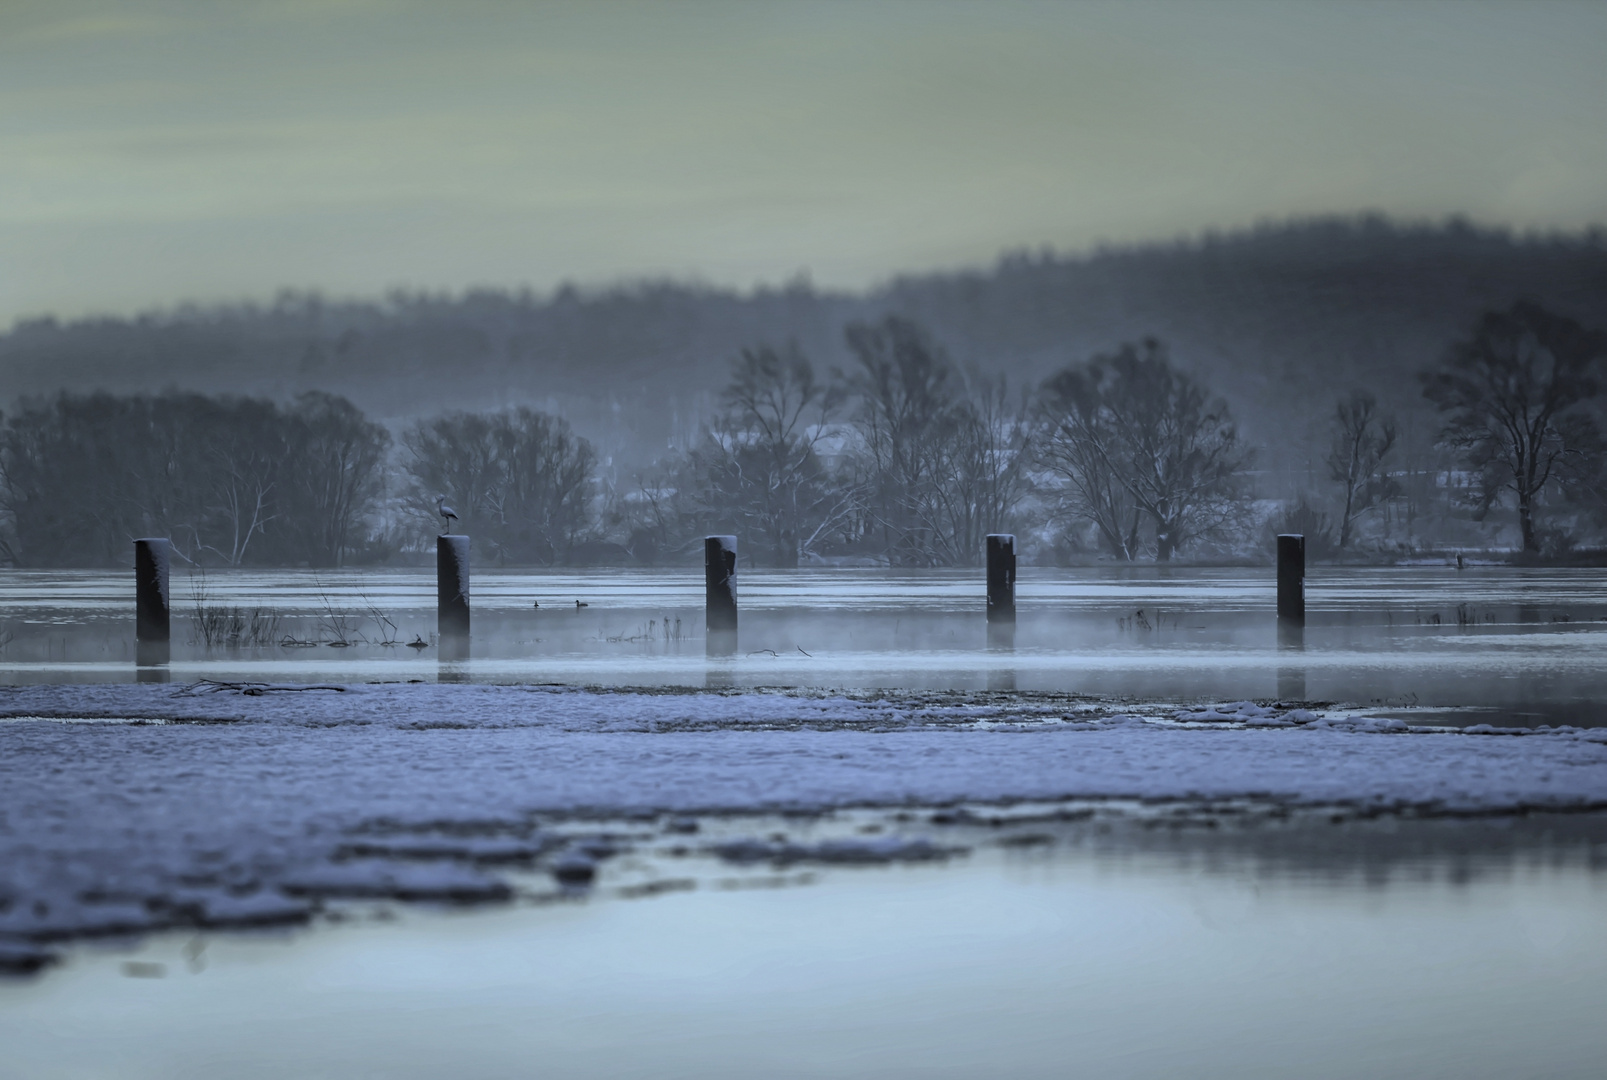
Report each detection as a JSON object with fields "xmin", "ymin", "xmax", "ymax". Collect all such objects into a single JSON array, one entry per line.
[{"xmin": 3, "ymin": 564, "xmax": 1604, "ymax": 723}]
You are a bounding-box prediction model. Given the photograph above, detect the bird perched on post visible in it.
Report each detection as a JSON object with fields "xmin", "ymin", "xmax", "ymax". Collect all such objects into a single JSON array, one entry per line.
[{"xmin": 436, "ymin": 495, "xmax": 459, "ymax": 533}]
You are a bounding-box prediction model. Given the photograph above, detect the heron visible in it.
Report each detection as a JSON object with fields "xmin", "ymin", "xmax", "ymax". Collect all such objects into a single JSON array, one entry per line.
[{"xmin": 435, "ymin": 495, "xmax": 459, "ymax": 532}]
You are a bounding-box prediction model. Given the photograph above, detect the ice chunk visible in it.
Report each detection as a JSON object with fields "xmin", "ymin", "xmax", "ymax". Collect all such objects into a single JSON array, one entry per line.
[
  {"xmin": 0, "ymin": 941, "xmax": 56, "ymax": 976},
  {"xmin": 196, "ymin": 891, "xmax": 313, "ymax": 929},
  {"xmin": 551, "ymin": 855, "xmax": 597, "ymax": 885},
  {"xmin": 279, "ymin": 861, "xmax": 511, "ymax": 903},
  {"xmin": 4, "ymin": 682, "xmax": 1607, "ymax": 950},
  {"xmin": 709, "ymin": 837, "xmax": 962, "ymax": 866}
]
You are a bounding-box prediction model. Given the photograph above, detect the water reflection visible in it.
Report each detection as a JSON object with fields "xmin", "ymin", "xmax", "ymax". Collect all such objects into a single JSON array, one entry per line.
[
  {"xmin": 1276, "ymin": 619, "xmax": 1306, "ymax": 700},
  {"xmin": 1032, "ymin": 804, "xmax": 1607, "ymax": 887},
  {"xmin": 985, "ymin": 619, "xmax": 1017, "ymax": 690},
  {"xmin": 133, "ymin": 639, "xmax": 169, "ymax": 683},
  {"xmin": 985, "ymin": 620, "xmax": 1015, "ymax": 652},
  {"xmin": 706, "ymin": 628, "xmax": 737, "ymax": 658},
  {"xmin": 1, "ymin": 567, "xmax": 1604, "ymax": 720},
  {"xmin": 5, "ymin": 808, "xmax": 1606, "ymax": 1079},
  {"xmin": 437, "ymin": 634, "xmax": 470, "ymax": 682}
]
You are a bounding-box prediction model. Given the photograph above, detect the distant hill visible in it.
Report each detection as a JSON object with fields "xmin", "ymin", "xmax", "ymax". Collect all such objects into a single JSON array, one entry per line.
[{"xmin": 4, "ymin": 216, "xmax": 1604, "ymax": 477}]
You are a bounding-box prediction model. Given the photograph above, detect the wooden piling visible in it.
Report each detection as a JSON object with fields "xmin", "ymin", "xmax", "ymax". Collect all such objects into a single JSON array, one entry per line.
[
  {"xmin": 1276, "ymin": 533, "xmax": 1305, "ymax": 622},
  {"xmin": 1277, "ymin": 618, "xmax": 1306, "ymax": 701},
  {"xmin": 986, "ymin": 534, "xmax": 1016, "ymax": 625},
  {"xmin": 134, "ymin": 538, "xmax": 171, "ymax": 644},
  {"xmin": 438, "ymin": 534, "xmax": 471, "ymax": 640},
  {"xmin": 705, "ymin": 535, "xmax": 737, "ymax": 655}
]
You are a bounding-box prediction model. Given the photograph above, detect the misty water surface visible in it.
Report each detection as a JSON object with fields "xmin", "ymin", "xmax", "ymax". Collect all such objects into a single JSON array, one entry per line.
[{"xmin": 1, "ymin": 565, "xmax": 1603, "ymax": 724}]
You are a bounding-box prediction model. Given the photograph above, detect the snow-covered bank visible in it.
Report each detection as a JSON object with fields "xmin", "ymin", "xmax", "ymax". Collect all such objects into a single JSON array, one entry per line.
[{"xmin": 3, "ymin": 682, "xmax": 1607, "ymax": 971}]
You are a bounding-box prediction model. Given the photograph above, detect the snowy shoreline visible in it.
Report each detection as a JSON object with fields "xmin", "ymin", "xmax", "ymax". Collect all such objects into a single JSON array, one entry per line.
[{"xmin": 4, "ymin": 681, "xmax": 1607, "ymax": 973}]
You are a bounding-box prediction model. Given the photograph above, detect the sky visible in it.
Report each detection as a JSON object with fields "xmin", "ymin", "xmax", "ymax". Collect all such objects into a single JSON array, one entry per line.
[{"xmin": 1, "ymin": 0, "xmax": 1604, "ymax": 324}]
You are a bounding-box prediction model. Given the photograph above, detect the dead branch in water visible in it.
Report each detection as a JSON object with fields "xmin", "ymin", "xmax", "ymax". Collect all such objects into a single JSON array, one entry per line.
[{"xmin": 177, "ymin": 679, "xmax": 347, "ymax": 697}]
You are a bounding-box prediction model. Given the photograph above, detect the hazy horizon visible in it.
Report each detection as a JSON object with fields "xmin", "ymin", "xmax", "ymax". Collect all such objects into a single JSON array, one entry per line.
[
  {"xmin": 8, "ymin": 210, "xmax": 1598, "ymax": 328},
  {"xmin": 3, "ymin": 0, "xmax": 1605, "ymax": 325}
]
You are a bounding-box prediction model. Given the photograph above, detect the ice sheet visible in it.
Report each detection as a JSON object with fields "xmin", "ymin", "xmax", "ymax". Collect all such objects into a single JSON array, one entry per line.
[{"xmin": 3, "ymin": 681, "xmax": 1606, "ymax": 967}]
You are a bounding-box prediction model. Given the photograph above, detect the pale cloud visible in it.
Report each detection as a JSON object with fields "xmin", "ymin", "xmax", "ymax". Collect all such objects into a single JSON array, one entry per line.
[
  {"xmin": 0, "ymin": 0, "xmax": 1604, "ymax": 322},
  {"xmin": 10, "ymin": 11, "xmax": 178, "ymax": 44}
]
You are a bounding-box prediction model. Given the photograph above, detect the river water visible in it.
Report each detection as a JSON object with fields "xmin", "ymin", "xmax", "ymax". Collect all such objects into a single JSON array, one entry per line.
[
  {"xmin": 5, "ymin": 564, "xmax": 1607, "ymax": 1077},
  {"xmin": 3, "ymin": 808, "xmax": 1605, "ymax": 1079},
  {"xmin": 1, "ymin": 565, "xmax": 1603, "ymax": 723}
]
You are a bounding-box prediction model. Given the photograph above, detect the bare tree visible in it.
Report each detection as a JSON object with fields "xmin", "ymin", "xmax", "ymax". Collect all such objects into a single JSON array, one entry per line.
[
  {"xmin": 0, "ymin": 393, "xmax": 139, "ymax": 565},
  {"xmin": 403, "ymin": 407, "xmax": 596, "ymax": 564},
  {"xmin": 936, "ymin": 372, "xmax": 1034, "ymax": 565},
  {"xmin": 283, "ymin": 392, "xmax": 392, "ymax": 567},
  {"xmin": 615, "ymin": 465, "xmax": 689, "ymax": 566},
  {"xmin": 487, "ymin": 408, "xmax": 597, "ymax": 563},
  {"xmin": 1420, "ymin": 302, "xmax": 1607, "ymax": 553},
  {"xmin": 0, "ymin": 391, "xmax": 389, "ymax": 568},
  {"xmin": 1327, "ymin": 390, "xmax": 1398, "ymax": 549},
  {"xmin": 841, "ymin": 317, "xmax": 964, "ymax": 565},
  {"xmin": 1038, "ymin": 339, "xmax": 1251, "ymax": 561},
  {"xmin": 402, "ymin": 411, "xmax": 501, "ymax": 539},
  {"xmin": 185, "ymin": 397, "xmax": 286, "ymax": 566},
  {"xmin": 688, "ymin": 344, "xmax": 850, "ymax": 567},
  {"xmin": 1037, "ymin": 369, "xmax": 1145, "ymax": 560}
]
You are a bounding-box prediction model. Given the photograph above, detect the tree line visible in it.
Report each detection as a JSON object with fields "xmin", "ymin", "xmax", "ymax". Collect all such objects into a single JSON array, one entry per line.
[
  {"xmin": 4, "ymin": 219, "xmax": 1601, "ymax": 480},
  {"xmin": 1, "ymin": 302, "xmax": 1603, "ymax": 568},
  {"xmin": 0, "ymin": 392, "xmax": 389, "ymax": 568}
]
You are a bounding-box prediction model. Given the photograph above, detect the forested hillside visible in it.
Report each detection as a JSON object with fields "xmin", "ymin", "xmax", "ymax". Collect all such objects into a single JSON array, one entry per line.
[{"xmin": 4, "ymin": 217, "xmax": 1603, "ymax": 479}]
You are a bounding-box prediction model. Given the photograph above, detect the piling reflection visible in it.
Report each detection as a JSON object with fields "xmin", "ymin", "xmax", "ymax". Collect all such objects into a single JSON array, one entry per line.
[
  {"xmin": 706, "ymin": 629, "xmax": 738, "ymax": 658},
  {"xmin": 986, "ymin": 618, "xmax": 1017, "ymax": 689},
  {"xmin": 438, "ymin": 634, "xmax": 470, "ymax": 682},
  {"xmin": 987, "ymin": 666, "xmax": 1017, "ymax": 692},
  {"xmin": 1276, "ymin": 619, "xmax": 1306, "ymax": 701},
  {"xmin": 0, "ymin": 565, "xmax": 1600, "ymax": 707},
  {"xmin": 134, "ymin": 639, "xmax": 170, "ymax": 683}
]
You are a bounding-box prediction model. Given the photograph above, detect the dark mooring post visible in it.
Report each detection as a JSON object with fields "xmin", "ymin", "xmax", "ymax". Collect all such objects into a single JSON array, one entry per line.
[
  {"xmin": 438, "ymin": 534, "xmax": 471, "ymax": 643},
  {"xmin": 134, "ymin": 537, "xmax": 172, "ymax": 670},
  {"xmin": 986, "ymin": 534, "xmax": 1017, "ymax": 625},
  {"xmin": 134, "ymin": 538, "xmax": 171, "ymax": 643},
  {"xmin": 705, "ymin": 535, "xmax": 738, "ymax": 656},
  {"xmin": 1277, "ymin": 533, "xmax": 1305, "ymax": 622}
]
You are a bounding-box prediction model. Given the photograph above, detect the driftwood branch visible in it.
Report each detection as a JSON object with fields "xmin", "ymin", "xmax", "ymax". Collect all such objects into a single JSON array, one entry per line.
[{"xmin": 177, "ymin": 679, "xmax": 347, "ymax": 697}]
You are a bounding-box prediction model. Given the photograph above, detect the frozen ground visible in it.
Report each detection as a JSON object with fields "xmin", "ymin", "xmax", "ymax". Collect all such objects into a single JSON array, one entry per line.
[{"xmin": 3, "ymin": 681, "xmax": 1606, "ymax": 974}]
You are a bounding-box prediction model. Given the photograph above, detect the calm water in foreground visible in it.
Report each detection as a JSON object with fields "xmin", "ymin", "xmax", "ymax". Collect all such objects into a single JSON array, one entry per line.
[{"xmin": 3, "ymin": 812, "xmax": 1605, "ymax": 1080}]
